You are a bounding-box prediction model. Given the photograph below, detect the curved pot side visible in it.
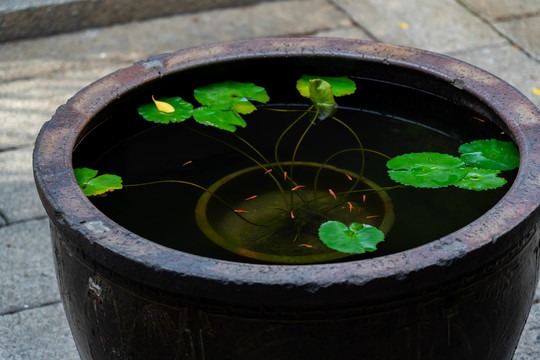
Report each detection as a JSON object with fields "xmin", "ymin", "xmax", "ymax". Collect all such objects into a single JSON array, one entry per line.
[{"xmin": 34, "ymin": 38, "xmax": 540, "ymax": 359}]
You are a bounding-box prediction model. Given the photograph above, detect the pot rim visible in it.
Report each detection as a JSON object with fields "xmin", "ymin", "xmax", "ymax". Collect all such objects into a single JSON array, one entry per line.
[{"xmin": 33, "ymin": 37, "xmax": 540, "ymax": 306}]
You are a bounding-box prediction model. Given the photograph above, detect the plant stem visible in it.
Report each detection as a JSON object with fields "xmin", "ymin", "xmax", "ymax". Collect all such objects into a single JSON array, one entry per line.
[
  {"xmin": 123, "ymin": 180, "xmax": 265, "ymax": 226},
  {"xmin": 184, "ymin": 124, "xmax": 288, "ymax": 202}
]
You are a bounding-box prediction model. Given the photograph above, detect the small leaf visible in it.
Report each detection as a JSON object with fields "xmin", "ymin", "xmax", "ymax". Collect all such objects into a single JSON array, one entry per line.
[
  {"xmin": 137, "ymin": 96, "xmax": 194, "ymax": 124},
  {"xmin": 193, "ymin": 107, "xmax": 246, "ymax": 132},
  {"xmin": 296, "ymin": 75, "xmax": 356, "ymax": 98},
  {"xmin": 454, "ymin": 168, "xmax": 507, "ymax": 191},
  {"xmin": 152, "ymin": 95, "xmax": 175, "ymax": 113},
  {"xmin": 459, "ymin": 139, "xmax": 519, "ymax": 171},
  {"xmin": 387, "ymin": 152, "xmax": 468, "ymax": 188},
  {"xmin": 319, "ymin": 221, "xmax": 384, "ymax": 254},
  {"xmin": 308, "ymin": 79, "xmax": 337, "ymax": 120},
  {"xmin": 74, "ymin": 167, "xmax": 123, "ymax": 196},
  {"xmin": 193, "ymin": 81, "xmax": 269, "ymax": 114}
]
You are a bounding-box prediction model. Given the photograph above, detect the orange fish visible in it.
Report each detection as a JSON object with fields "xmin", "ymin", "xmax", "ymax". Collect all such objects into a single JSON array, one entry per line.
[{"xmin": 329, "ymin": 189, "xmax": 337, "ymax": 200}]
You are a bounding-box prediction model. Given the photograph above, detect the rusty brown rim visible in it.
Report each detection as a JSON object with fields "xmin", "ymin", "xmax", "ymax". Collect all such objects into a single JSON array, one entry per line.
[{"xmin": 34, "ymin": 38, "xmax": 540, "ymax": 307}]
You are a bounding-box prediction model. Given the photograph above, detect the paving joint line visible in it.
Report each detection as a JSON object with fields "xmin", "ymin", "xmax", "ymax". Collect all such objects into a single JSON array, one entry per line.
[
  {"xmin": 494, "ymin": 10, "xmax": 540, "ymax": 23},
  {"xmin": 327, "ymin": 0, "xmax": 381, "ymax": 42},
  {"xmin": 456, "ymin": 0, "xmax": 540, "ymax": 64},
  {"xmin": 0, "ymin": 300, "xmax": 63, "ymax": 317},
  {"xmin": 0, "ymin": 215, "xmax": 49, "ymax": 229}
]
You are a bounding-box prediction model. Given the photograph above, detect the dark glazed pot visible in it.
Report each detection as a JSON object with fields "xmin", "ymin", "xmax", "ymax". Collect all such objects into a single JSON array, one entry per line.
[{"xmin": 34, "ymin": 38, "xmax": 540, "ymax": 360}]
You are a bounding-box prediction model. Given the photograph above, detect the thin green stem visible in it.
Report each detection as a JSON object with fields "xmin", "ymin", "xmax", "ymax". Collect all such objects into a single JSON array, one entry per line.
[
  {"xmin": 185, "ymin": 124, "xmax": 288, "ymax": 202},
  {"xmin": 124, "ymin": 180, "xmax": 264, "ymax": 226},
  {"xmin": 273, "ymin": 105, "xmax": 314, "ymax": 174}
]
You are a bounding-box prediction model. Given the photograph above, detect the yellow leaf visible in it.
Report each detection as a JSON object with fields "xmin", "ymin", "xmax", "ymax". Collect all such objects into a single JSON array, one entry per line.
[
  {"xmin": 532, "ymin": 86, "xmax": 540, "ymax": 96},
  {"xmin": 398, "ymin": 22, "xmax": 410, "ymax": 29},
  {"xmin": 152, "ymin": 95, "xmax": 175, "ymax": 113}
]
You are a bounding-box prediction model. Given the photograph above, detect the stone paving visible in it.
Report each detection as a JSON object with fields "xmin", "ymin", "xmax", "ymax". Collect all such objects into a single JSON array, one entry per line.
[{"xmin": 1, "ymin": 0, "xmax": 539, "ymax": 358}]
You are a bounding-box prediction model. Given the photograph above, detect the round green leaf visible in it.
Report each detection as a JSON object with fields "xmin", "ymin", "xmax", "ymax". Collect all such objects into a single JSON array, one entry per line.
[
  {"xmin": 454, "ymin": 168, "xmax": 507, "ymax": 191},
  {"xmin": 137, "ymin": 97, "xmax": 194, "ymax": 124},
  {"xmin": 458, "ymin": 139, "xmax": 519, "ymax": 171},
  {"xmin": 193, "ymin": 107, "xmax": 247, "ymax": 132},
  {"xmin": 308, "ymin": 79, "xmax": 337, "ymax": 120},
  {"xmin": 318, "ymin": 221, "xmax": 384, "ymax": 254},
  {"xmin": 193, "ymin": 81, "xmax": 269, "ymax": 114},
  {"xmin": 387, "ymin": 152, "xmax": 468, "ymax": 188},
  {"xmin": 74, "ymin": 167, "xmax": 98, "ymax": 185},
  {"xmin": 296, "ymin": 75, "xmax": 356, "ymax": 98},
  {"xmin": 74, "ymin": 167, "xmax": 123, "ymax": 196}
]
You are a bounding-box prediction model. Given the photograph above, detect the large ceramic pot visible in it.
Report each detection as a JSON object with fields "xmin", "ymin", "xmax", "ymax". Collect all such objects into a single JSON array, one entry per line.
[{"xmin": 33, "ymin": 38, "xmax": 540, "ymax": 360}]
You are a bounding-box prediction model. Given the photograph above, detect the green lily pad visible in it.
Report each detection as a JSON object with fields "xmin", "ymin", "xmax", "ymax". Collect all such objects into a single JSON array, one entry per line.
[
  {"xmin": 387, "ymin": 152, "xmax": 468, "ymax": 188},
  {"xmin": 296, "ymin": 75, "xmax": 356, "ymax": 98},
  {"xmin": 193, "ymin": 106, "xmax": 247, "ymax": 132},
  {"xmin": 318, "ymin": 221, "xmax": 384, "ymax": 254},
  {"xmin": 137, "ymin": 96, "xmax": 194, "ymax": 124},
  {"xmin": 74, "ymin": 167, "xmax": 123, "ymax": 196},
  {"xmin": 308, "ymin": 79, "xmax": 337, "ymax": 120},
  {"xmin": 459, "ymin": 139, "xmax": 519, "ymax": 171},
  {"xmin": 454, "ymin": 168, "xmax": 507, "ymax": 191},
  {"xmin": 193, "ymin": 81, "xmax": 270, "ymax": 114}
]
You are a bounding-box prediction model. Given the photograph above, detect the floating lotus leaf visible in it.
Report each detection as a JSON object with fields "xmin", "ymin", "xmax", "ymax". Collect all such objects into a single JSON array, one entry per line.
[
  {"xmin": 74, "ymin": 167, "xmax": 123, "ymax": 196},
  {"xmin": 308, "ymin": 79, "xmax": 337, "ymax": 120},
  {"xmin": 296, "ymin": 75, "xmax": 356, "ymax": 98},
  {"xmin": 318, "ymin": 221, "xmax": 384, "ymax": 254},
  {"xmin": 137, "ymin": 96, "xmax": 194, "ymax": 124},
  {"xmin": 454, "ymin": 168, "xmax": 507, "ymax": 191},
  {"xmin": 193, "ymin": 81, "xmax": 270, "ymax": 114},
  {"xmin": 193, "ymin": 107, "xmax": 247, "ymax": 132},
  {"xmin": 387, "ymin": 152, "xmax": 468, "ymax": 188},
  {"xmin": 459, "ymin": 139, "xmax": 519, "ymax": 171}
]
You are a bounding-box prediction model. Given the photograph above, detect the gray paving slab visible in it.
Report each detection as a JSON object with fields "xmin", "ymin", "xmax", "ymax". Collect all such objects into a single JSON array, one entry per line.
[
  {"xmin": 331, "ymin": 0, "xmax": 506, "ymax": 54},
  {"xmin": 514, "ymin": 302, "xmax": 540, "ymax": 360},
  {"xmin": 0, "ymin": 62, "xmax": 124, "ymax": 150},
  {"xmin": 460, "ymin": 0, "xmax": 540, "ymax": 21},
  {"xmin": 495, "ymin": 15, "xmax": 540, "ymax": 61},
  {"xmin": 449, "ymin": 44, "xmax": 540, "ymax": 109},
  {"xmin": 0, "ymin": 148, "xmax": 48, "ymax": 223},
  {"xmin": 0, "ymin": 0, "xmax": 280, "ymax": 43},
  {"xmin": 0, "ymin": 302, "xmax": 78, "ymax": 360},
  {"xmin": 0, "ymin": 218, "xmax": 59, "ymax": 315}
]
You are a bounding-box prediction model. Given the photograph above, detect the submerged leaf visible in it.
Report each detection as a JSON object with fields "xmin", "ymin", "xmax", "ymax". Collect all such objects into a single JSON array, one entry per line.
[
  {"xmin": 318, "ymin": 221, "xmax": 384, "ymax": 254},
  {"xmin": 193, "ymin": 81, "xmax": 269, "ymax": 114},
  {"xmin": 74, "ymin": 167, "xmax": 123, "ymax": 196},
  {"xmin": 308, "ymin": 79, "xmax": 337, "ymax": 120},
  {"xmin": 296, "ymin": 75, "xmax": 356, "ymax": 98},
  {"xmin": 137, "ymin": 96, "xmax": 194, "ymax": 124},
  {"xmin": 454, "ymin": 168, "xmax": 507, "ymax": 191},
  {"xmin": 193, "ymin": 107, "xmax": 247, "ymax": 132},
  {"xmin": 387, "ymin": 152, "xmax": 468, "ymax": 188},
  {"xmin": 458, "ymin": 139, "xmax": 519, "ymax": 171}
]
